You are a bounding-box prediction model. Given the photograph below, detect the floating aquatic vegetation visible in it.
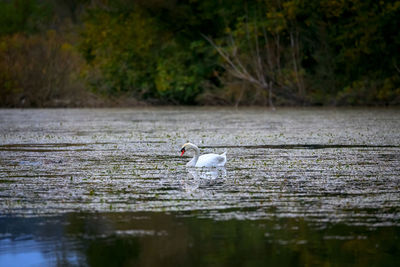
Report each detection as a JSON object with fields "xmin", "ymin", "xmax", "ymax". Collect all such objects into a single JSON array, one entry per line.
[{"xmin": 0, "ymin": 108, "xmax": 399, "ymax": 227}]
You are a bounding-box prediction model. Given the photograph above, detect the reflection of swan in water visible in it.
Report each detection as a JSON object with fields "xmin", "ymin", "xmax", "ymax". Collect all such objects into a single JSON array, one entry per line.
[
  {"xmin": 187, "ymin": 167, "xmax": 226, "ymax": 180},
  {"xmin": 180, "ymin": 167, "xmax": 227, "ymax": 192}
]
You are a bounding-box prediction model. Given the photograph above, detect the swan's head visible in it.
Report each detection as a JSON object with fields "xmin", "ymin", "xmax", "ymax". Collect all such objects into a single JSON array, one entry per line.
[{"xmin": 180, "ymin": 142, "xmax": 196, "ymax": 156}]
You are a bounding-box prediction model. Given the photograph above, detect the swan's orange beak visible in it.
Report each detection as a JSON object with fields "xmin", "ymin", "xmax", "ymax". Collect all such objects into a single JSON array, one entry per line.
[{"xmin": 180, "ymin": 148, "xmax": 185, "ymax": 156}]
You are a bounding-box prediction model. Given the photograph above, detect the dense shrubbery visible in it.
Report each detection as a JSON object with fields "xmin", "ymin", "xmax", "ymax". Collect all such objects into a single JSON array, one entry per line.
[
  {"xmin": 0, "ymin": 0, "xmax": 92, "ymax": 107},
  {"xmin": 0, "ymin": 0, "xmax": 399, "ymax": 107},
  {"xmin": 0, "ymin": 31, "xmax": 89, "ymax": 107}
]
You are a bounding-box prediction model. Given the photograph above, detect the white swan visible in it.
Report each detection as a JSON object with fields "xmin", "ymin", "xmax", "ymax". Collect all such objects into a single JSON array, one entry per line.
[{"xmin": 180, "ymin": 142, "xmax": 226, "ymax": 167}]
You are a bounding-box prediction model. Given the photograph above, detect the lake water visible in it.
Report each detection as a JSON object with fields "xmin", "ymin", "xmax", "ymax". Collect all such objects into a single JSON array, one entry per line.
[{"xmin": 0, "ymin": 108, "xmax": 399, "ymax": 266}]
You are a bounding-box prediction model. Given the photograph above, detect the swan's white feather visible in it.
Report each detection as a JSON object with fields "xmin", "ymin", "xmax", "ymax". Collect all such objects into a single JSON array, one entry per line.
[{"xmin": 194, "ymin": 153, "xmax": 226, "ymax": 167}]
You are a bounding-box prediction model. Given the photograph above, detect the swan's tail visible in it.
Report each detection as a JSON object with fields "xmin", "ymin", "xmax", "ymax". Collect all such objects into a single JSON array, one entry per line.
[{"xmin": 221, "ymin": 151, "xmax": 227, "ymax": 166}]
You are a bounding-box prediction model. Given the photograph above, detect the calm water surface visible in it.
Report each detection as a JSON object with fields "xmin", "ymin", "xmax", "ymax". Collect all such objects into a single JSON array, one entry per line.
[{"xmin": 0, "ymin": 108, "xmax": 399, "ymax": 266}]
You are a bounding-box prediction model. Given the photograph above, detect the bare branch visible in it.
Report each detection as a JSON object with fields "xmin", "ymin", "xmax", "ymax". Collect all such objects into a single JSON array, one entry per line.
[
  {"xmin": 394, "ymin": 61, "xmax": 400, "ymax": 75},
  {"xmin": 201, "ymin": 33, "xmax": 262, "ymax": 88}
]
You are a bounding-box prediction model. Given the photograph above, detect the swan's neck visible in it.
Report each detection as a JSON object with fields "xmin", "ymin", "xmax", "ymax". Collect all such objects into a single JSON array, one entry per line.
[
  {"xmin": 191, "ymin": 144, "xmax": 200, "ymax": 160},
  {"xmin": 188, "ymin": 144, "xmax": 200, "ymax": 166}
]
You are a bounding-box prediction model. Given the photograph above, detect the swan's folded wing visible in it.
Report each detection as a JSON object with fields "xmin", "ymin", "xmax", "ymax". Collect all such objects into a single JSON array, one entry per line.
[{"xmin": 196, "ymin": 153, "xmax": 226, "ymax": 167}]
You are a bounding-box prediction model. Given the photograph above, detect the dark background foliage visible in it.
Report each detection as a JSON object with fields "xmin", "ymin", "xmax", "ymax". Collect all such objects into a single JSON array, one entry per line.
[{"xmin": 1, "ymin": 0, "xmax": 399, "ymax": 107}]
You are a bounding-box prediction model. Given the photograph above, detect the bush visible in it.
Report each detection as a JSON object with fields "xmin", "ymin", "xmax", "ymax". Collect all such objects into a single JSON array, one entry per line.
[{"xmin": 0, "ymin": 31, "xmax": 86, "ymax": 107}]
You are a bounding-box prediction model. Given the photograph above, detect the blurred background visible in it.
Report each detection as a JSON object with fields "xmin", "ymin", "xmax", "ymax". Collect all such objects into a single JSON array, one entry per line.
[{"xmin": 0, "ymin": 0, "xmax": 399, "ymax": 108}]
